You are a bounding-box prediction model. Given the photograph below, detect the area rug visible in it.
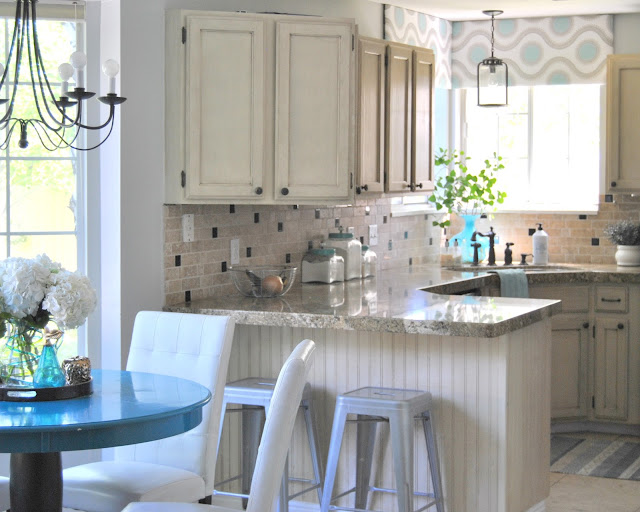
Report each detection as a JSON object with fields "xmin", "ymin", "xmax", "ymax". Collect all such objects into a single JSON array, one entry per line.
[{"xmin": 551, "ymin": 435, "xmax": 640, "ymax": 481}]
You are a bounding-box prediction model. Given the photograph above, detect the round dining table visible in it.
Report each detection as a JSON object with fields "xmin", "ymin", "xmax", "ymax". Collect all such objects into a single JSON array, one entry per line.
[{"xmin": 0, "ymin": 368, "xmax": 211, "ymax": 512}]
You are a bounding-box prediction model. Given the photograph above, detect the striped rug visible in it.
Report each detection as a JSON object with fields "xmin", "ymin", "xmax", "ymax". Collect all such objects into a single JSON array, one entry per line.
[{"xmin": 551, "ymin": 435, "xmax": 640, "ymax": 481}]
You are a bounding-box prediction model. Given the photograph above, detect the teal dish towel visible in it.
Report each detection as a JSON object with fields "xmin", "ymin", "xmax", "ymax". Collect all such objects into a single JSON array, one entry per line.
[{"xmin": 496, "ymin": 269, "xmax": 529, "ymax": 298}]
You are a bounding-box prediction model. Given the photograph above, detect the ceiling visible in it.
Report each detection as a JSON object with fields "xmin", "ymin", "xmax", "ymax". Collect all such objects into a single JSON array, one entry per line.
[{"xmin": 367, "ymin": 0, "xmax": 640, "ymax": 21}]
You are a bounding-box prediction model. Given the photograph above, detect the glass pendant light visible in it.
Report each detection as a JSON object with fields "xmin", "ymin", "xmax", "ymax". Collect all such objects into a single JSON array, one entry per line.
[{"xmin": 477, "ymin": 10, "xmax": 508, "ymax": 107}]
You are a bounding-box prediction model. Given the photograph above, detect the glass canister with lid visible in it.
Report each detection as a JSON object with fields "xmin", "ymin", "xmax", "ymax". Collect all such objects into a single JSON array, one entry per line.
[
  {"xmin": 301, "ymin": 248, "xmax": 344, "ymax": 283},
  {"xmin": 324, "ymin": 228, "xmax": 362, "ymax": 280},
  {"xmin": 361, "ymin": 245, "xmax": 377, "ymax": 278}
]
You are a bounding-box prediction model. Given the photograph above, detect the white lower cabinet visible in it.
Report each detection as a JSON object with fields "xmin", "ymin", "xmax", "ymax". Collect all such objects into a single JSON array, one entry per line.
[
  {"xmin": 530, "ymin": 284, "xmax": 637, "ymax": 424},
  {"xmin": 165, "ymin": 10, "xmax": 355, "ymax": 204}
]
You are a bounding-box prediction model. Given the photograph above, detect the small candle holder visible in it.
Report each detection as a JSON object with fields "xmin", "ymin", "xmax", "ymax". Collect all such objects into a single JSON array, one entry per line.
[{"xmin": 62, "ymin": 356, "xmax": 92, "ymax": 385}]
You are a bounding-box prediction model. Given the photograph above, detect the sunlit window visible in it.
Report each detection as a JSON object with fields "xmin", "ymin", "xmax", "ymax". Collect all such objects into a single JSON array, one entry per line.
[
  {"xmin": 0, "ymin": 16, "xmax": 85, "ymax": 359},
  {"xmin": 461, "ymin": 85, "xmax": 601, "ymax": 212}
]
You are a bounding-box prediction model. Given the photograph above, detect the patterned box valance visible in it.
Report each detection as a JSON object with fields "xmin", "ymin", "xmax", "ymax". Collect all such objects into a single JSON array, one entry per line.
[{"xmin": 384, "ymin": 4, "xmax": 613, "ymax": 89}]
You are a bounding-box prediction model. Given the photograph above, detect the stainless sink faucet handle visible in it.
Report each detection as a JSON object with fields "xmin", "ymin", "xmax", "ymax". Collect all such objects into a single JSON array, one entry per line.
[{"xmin": 520, "ymin": 253, "xmax": 532, "ymax": 265}]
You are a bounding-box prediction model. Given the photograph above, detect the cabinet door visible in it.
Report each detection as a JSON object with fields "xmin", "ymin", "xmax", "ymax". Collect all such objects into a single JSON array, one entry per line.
[
  {"xmin": 357, "ymin": 37, "xmax": 386, "ymax": 193},
  {"xmin": 274, "ymin": 21, "xmax": 353, "ymax": 201},
  {"xmin": 594, "ymin": 318, "xmax": 629, "ymax": 421},
  {"xmin": 185, "ymin": 17, "xmax": 265, "ymax": 200},
  {"xmin": 550, "ymin": 316, "xmax": 590, "ymax": 420},
  {"xmin": 412, "ymin": 48, "xmax": 434, "ymax": 192},
  {"xmin": 606, "ymin": 54, "xmax": 640, "ymax": 192},
  {"xmin": 386, "ymin": 44, "xmax": 413, "ymax": 193}
]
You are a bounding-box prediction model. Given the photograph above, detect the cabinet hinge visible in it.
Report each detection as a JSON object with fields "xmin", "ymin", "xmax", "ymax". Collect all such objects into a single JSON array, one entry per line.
[
  {"xmin": 352, "ymin": 34, "xmax": 355, "ymax": 51},
  {"xmin": 182, "ymin": 26, "xmax": 187, "ymax": 44},
  {"xmin": 350, "ymin": 172, "xmax": 353, "ymax": 189},
  {"xmin": 181, "ymin": 170, "xmax": 186, "ymax": 188},
  {"xmin": 593, "ymin": 325, "xmax": 596, "ymax": 338},
  {"xmin": 592, "ymin": 396, "xmax": 595, "ymax": 408},
  {"xmin": 384, "ymin": 53, "xmax": 388, "ymax": 67}
]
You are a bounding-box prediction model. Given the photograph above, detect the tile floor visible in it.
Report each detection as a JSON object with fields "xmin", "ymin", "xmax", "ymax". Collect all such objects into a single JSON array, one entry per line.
[{"xmin": 548, "ymin": 432, "xmax": 640, "ymax": 512}]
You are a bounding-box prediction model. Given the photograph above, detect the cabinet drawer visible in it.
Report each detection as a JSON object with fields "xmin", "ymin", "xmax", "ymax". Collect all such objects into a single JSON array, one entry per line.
[
  {"xmin": 529, "ymin": 285, "xmax": 589, "ymax": 313},
  {"xmin": 595, "ymin": 286, "xmax": 628, "ymax": 313}
]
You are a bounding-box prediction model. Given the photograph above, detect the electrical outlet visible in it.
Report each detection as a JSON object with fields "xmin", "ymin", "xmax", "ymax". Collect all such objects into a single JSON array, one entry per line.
[
  {"xmin": 368, "ymin": 224, "xmax": 378, "ymax": 246},
  {"xmin": 230, "ymin": 239, "xmax": 240, "ymax": 265},
  {"xmin": 182, "ymin": 214, "xmax": 194, "ymax": 243}
]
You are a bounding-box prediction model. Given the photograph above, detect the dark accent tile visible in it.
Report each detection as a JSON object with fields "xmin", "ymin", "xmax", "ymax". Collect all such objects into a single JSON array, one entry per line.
[
  {"xmin": 424, "ymin": 214, "xmax": 429, "ymax": 220},
  {"xmin": 175, "ymin": 255, "xmax": 181, "ymax": 267},
  {"xmin": 221, "ymin": 262, "xmax": 227, "ymax": 272},
  {"xmin": 360, "ymin": 236, "xmax": 365, "ymax": 245},
  {"xmin": 315, "ymin": 209, "xmax": 321, "ymax": 219},
  {"xmin": 429, "ymin": 238, "xmax": 433, "ymax": 246},
  {"xmin": 286, "ymin": 253, "xmax": 291, "ymax": 264},
  {"xmin": 308, "ymin": 240, "xmax": 313, "ymax": 250},
  {"xmin": 212, "ymin": 227, "xmax": 218, "ymax": 238},
  {"xmin": 579, "ymin": 214, "xmax": 587, "ymax": 220},
  {"xmin": 388, "ymin": 240, "xmax": 393, "ymax": 250},
  {"xmin": 383, "ymin": 216, "xmax": 388, "ymax": 224},
  {"xmin": 185, "ymin": 291, "xmax": 191, "ymax": 302},
  {"xmin": 404, "ymin": 231, "xmax": 408, "ymax": 239},
  {"xmin": 246, "ymin": 247, "xmax": 252, "ymax": 258},
  {"xmin": 591, "ymin": 238, "xmax": 600, "ymax": 246},
  {"xmin": 278, "ymin": 222, "xmax": 283, "ymax": 232},
  {"xmin": 254, "ymin": 213, "xmax": 260, "ymax": 223},
  {"xmin": 528, "ymin": 228, "xmax": 536, "ymax": 236},
  {"xmin": 335, "ymin": 218, "xmax": 340, "ymax": 228},
  {"xmin": 293, "ymin": 205, "xmax": 299, "ymax": 210},
  {"xmin": 230, "ymin": 205, "xmax": 235, "ymax": 214},
  {"xmin": 605, "ymin": 194, "xmax": 614, "ymax": 203},
  {"xmin": 409, "ymin": 257, "xmax": 413, "ymax": 265}
]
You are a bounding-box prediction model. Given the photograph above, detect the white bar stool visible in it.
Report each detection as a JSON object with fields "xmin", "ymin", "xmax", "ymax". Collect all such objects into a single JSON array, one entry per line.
[
  {"xmin": 320, "ymin": 387, "xmax": 443, "ymax": 512},
  {"xmin": 214, "ymin": 377, "xmax": 323, "ymax": 511}
]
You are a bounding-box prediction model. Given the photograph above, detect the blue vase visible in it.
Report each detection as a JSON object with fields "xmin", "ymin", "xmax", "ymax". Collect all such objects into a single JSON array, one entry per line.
[
  {"xmin": 450, "ymin": 214, "xmax": 490, "ymax": 264},
  {"xmin": 33, "ymin": 343, "xmax": 66, "ymax": 388}
]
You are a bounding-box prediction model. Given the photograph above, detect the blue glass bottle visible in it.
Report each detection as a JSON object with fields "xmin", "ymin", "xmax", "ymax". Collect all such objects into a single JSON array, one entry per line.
[{"xmin": 33, "ymin": 342, "xmax": 66, "ymax": 388}]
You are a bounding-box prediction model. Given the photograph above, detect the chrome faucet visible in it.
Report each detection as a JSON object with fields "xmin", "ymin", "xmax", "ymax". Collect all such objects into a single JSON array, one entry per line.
[{"xmin": 471, "ymin": 227, "xmax": 497, "ymax": 266}]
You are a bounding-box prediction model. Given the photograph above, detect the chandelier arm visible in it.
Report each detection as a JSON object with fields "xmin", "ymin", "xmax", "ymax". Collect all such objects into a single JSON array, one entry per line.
[
  {"xmin": 74, "ymin": 105, "xmax": 115, "ymax": 131},
  {"xmin": 0, "ymin": 0, "xmax": 23, "ymax": 92},
  {"xmin": 28, "ymin": 119, "xmax": 73, "ymax": 151},
  {"xmin": 0, "ymin": 3, "xmax": 28, "ymax": 125},
  {"xmin": 71, "ymin": 114, "xmax": 115, "ymax": 151},
  {"xmin": 0, "ymin": 119, "xmax": 22, "ymax": 151}
]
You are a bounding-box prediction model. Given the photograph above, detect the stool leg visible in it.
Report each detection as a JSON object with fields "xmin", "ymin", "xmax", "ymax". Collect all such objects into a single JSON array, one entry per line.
[
  {"xmin": 320, "ymin": 404, "xmax": 348, "ymax": 512},
  {"xmin": 216, "ymin": 396, "xmax": 229, "ymax": 455},
  {"xmin": 242, "ymin": 405, "xmax": 265, "ymax": 508},
  {"xmin": 355, "ymin": 414, "xmax": 378, "ymax": 510},
  {"xmin": 422, "ymin": 412, "xmax": 444, "ymax": 512},
  {"xmin": 389, "ymin": 411, "xmax": 414, "ymax": 512},
  {"xmin": 303, "ymin": 399, "xmax": 324, "ymax": 504},
  {"xmin": 278, "ymin": 454, "xmax": 290, "ymax": 512}
]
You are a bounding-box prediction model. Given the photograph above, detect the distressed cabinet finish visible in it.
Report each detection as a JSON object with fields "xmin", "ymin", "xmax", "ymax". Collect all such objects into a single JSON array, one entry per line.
[
  {"xmin": 530, "ymin": 283, "xmax": 637, "ymax": 426},
  {"xmin": 166, "ymin": 11, "xmax": 355, "ymax": 204},
  {"xmin": 356, "ymin": 37, "xmax": 434, "ymax": 195},
  {"xmin": 606, "ymin": 54, "xmax": 640, "ymax": 192}
]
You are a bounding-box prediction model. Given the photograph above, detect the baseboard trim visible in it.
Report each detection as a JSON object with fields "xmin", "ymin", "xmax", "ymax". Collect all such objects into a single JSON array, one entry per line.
[
  {"xmin": 526, "ymin": 500, "xmax": 546, "ymax": 512},
  {"xmin": 551, "ymin": 420, "xmax": 640, "ymax": 436}
]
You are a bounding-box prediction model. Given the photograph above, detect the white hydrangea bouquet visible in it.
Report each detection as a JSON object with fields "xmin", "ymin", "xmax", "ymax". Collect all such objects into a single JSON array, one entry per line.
[{"xmin": 0, "ymin": 254, "xmax": 97, "ymax": 382}]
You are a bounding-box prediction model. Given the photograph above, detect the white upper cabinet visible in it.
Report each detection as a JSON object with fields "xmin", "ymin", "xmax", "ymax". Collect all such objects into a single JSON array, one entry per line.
[
  {"xmin": 165, "ymin": 11, "xmax": 356, "ymax": 204},
  {"xmin": 606, "ymin": 54, "xmax": 640, "ymax": 192}
]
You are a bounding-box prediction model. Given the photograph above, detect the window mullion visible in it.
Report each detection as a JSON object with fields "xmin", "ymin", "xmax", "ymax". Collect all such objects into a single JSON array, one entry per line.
[{"xmin": 527, "ymin": 87, "xmax": 534, "ymax": 200}]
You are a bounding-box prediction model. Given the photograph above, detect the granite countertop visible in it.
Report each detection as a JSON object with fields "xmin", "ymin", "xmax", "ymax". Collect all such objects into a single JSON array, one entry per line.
[{"xmin": 165, "ymin": 264, "xmax": 640, "ymax": 338}]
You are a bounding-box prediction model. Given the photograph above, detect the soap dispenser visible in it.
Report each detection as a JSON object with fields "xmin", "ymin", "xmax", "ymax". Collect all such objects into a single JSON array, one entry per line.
[{"xmin": 532, "ymin": 223, "xmax": 549, "ymax": 265}]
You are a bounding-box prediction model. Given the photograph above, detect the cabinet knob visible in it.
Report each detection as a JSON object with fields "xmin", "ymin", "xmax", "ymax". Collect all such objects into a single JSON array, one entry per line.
[
  {"xmin": 611, "ymin": 181, "xmax": 617, "ymax": 187},
  {"xmin": 255, "ymin": 187, "xmax": 263, "ymax": 195},
  {"xmin": 361, "ymin": 184, "xmax": 369, "ymax": 191},
  {"xmin": 618, "ymin": 323, "xmax": 624, "ymax": 330},
  {"xmin": 415, "ymin": 182, "xmax": 423, "ymax": 189},
  {"xmin": 582, "ymin": 322, "xmax": 589, "ymax": 329},
  {"xmin": 281, "ymin": 187, "xmax": 289, "ymax": 196}
]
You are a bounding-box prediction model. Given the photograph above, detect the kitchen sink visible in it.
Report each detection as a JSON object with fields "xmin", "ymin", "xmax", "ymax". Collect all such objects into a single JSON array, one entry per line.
[{"xmin": 445, "ymin": 264, "xmax": 575, "ymax": 273}]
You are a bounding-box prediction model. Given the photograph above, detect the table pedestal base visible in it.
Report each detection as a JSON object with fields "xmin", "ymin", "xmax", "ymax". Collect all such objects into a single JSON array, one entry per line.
[{"xmin": 10, "ymin": 452, "xmax": 62, "ymax": 512}]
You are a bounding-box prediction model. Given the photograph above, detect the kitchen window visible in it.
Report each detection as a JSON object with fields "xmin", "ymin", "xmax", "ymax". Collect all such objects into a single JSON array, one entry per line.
[
  {"xmin": 0, "ymin": 14, "xmax": 86, "ymax": 360},
  {"xmin": 458, "ymin": 84, "xmax": 601, "ymax": 213}
]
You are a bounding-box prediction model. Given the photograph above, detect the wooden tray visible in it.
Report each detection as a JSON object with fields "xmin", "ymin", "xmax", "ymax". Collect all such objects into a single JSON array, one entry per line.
[{"xmin": 0, "ymin": 378, "xmax": 93, "ymax": 401}]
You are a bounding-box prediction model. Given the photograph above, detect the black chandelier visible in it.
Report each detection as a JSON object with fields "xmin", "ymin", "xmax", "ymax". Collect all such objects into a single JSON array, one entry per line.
[
  {"xmin": 0, "ymin": 0, "xmax": 125, "ymax": 151},
  {"xmin": 477, "ymin": 10, "xmax": 508, "ymax": 107}
]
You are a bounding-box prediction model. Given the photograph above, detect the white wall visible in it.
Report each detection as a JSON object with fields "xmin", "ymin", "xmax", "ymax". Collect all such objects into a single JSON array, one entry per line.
[
  {"xmin": 614, "ymin": 13, "xmax": 640, "ymax": 53},
  {"xmin": 118, "ymin": 0, "xmax": 382, "ymax": 366}
]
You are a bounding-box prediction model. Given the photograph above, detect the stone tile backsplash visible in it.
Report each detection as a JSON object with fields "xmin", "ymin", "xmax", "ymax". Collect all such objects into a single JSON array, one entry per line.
[{"xmin": 164, "ymin": 198, "xmax": 440, "ymax": 305}]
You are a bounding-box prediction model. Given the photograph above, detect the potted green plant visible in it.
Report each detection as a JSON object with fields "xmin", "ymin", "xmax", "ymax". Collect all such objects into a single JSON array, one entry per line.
[
  {"xmin": 428, "ymin": 148, "xmax": 506, "ymax": 263},
  {"xmin": 604, "ymin": 220, "xmax": 640, "ymax": 266}
]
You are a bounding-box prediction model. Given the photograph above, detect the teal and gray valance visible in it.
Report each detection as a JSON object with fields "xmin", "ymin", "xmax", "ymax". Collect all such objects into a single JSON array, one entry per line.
[{"xmin": 384, "ymin": 4, "xmax": 613, "ymax": 88}]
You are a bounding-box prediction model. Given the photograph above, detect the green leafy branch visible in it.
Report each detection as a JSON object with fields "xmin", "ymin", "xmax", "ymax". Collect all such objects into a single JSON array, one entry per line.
[{"xmin": 428, "ymin": 148, "xmax": 506, "ymax": 228}]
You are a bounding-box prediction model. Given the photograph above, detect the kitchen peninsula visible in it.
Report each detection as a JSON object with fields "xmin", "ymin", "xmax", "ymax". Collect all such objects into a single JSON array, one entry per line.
[{"xmin": 167, "ymin": 266, "xmax": 566, "ymax": 512}]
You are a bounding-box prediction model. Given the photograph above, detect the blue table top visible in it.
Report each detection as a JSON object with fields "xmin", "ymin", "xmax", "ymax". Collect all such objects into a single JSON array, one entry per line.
[{"xmin": 0, "ymin": 369, "xmax": 211, "ymax": 453}]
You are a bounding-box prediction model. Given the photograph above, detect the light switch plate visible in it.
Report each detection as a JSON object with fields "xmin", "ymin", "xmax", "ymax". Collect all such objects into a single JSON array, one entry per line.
[
  {"xmin": 182, "ymin": 214, "xmax": 194, "ymax": 243},
  {"xmin": 369, "ymin": 224, "xmax": 378, "ymax": 246},
  {"xmin": 230, "ymin": 239, "xmax": 240, "ymax": 265}
]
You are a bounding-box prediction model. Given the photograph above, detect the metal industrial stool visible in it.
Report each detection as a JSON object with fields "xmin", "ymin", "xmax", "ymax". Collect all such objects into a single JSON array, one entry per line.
[
  {"xmin": 213, "ymin": 377, "xmax": 323, "ymax": 511},
  {"xmin": 320, "ymin": 387, "xmax": 443, "ymax": 512}
]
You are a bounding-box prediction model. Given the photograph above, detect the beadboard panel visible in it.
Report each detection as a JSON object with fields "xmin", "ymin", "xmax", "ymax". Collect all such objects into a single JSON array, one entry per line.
[{"xmin": 215, "ymin": 320, "xmax": 551, "ymax": 512}]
